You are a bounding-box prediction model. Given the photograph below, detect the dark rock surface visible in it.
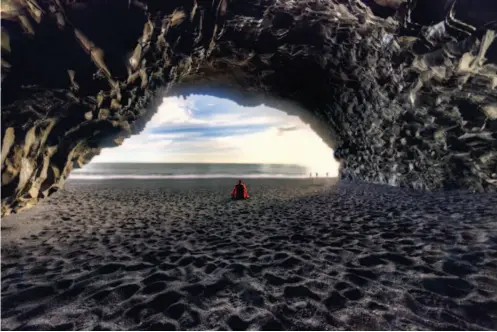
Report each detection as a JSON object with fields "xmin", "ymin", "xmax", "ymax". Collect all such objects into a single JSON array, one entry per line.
[{"xmin": 1, "ymin": 0, "xmax": 497, "ymax": 215}]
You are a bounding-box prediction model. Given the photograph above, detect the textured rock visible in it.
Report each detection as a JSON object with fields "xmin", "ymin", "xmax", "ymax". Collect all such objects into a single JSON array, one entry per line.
[{"xmin": 1, "ymin": 0, "xmax": 497, "ymax": 215}]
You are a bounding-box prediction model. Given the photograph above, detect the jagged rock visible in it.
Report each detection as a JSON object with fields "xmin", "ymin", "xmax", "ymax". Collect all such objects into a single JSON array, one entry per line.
[{"xmin": 1, "ymin": 0, "xmax": 497, "ymax": 215}]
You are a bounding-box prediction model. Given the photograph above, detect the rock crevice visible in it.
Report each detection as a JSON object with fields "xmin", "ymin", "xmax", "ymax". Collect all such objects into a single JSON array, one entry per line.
[{"xmin": 1, "ymin": 0, "xmax": 497, "ymax": 215}]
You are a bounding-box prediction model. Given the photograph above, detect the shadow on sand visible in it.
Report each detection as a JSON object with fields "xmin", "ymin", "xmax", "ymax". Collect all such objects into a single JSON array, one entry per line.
[{"xmin": 2, "ymin": 179, "xmax": 497, "ymax": 330}]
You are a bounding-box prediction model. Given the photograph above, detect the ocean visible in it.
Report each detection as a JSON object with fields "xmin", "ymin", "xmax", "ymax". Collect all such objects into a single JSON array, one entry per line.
[{"xmin": 69, "ymin": 163, "xmax": 320, "ymax": 180}]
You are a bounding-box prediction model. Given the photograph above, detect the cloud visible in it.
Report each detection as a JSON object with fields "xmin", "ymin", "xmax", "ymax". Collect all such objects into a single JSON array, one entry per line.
[
  {"xmin": 277, "ymin": 126, "xmax": 300, "ymax": 135},
  {"xmin": 90, "ymin": 95, "xmax": 340, "ymax": 175},
  {"xmin": 149, "ymin": 124, "xmax": 272, "ymax": 138},
  {"xmin": 145, "ymin": 97, "xmax": 201, "ymax": 128}
]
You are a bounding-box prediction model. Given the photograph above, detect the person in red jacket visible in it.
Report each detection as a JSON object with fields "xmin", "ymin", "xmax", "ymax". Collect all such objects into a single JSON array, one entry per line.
[{"xmin": 231, "ymin": 180, "xmax": 249, "ymax": 200}]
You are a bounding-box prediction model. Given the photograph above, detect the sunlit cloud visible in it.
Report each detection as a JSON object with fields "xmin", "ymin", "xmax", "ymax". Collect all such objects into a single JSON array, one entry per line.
[{"xmin": 91, "ymin": 95, "xmax": 339, "ymax": 175}]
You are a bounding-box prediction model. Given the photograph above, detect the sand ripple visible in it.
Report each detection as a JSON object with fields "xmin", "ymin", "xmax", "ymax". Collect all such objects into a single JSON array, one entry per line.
[{"xmin": 2, "ymin": 179, "xmax": 497, "ymax": 330}]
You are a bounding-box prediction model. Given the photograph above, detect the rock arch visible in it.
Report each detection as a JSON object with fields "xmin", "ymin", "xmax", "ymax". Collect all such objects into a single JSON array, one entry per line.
[{"xmin": 1, "ymin": 0, "xmax": 497, "ymax": 215}]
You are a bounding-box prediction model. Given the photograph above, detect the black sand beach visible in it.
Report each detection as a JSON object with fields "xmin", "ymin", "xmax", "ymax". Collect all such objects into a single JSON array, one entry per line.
[{"xmin": 2, "ymin": 179, "xmax": 497, "ymax": 330}]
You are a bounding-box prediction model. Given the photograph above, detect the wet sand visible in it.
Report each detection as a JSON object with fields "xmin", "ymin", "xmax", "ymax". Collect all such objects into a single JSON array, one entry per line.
[{"xmin": 2, "ymin": 178, "xmax": 497, "ymax": 330}]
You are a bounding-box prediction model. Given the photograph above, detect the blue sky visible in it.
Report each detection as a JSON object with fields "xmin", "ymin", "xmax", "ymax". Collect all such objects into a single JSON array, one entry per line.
[{"xmin": 92, "ymin": 95, "xmax": 339, "ymax": 174}]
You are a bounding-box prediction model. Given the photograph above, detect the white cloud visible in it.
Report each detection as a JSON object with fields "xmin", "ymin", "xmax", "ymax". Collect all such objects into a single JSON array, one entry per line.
[
  {"xmin": 212, "ymin": 126, "xmax": 338, "ymax": 174},
  {"xmin": 145, "ymin": 97, "xmax": 204, "ymax": 128},
  {"xmin": 91, "ymin": 95, "xmax": 339, "ymax": 175}
]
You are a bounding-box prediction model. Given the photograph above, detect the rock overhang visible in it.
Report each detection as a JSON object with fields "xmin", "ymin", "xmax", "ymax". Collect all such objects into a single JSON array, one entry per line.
[{"xmin": 1, "ymin": 0, "xmax": 497, "ymax": 216}]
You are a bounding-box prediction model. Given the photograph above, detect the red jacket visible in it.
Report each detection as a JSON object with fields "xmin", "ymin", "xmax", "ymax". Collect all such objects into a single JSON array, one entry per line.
[{"xmin": 231, "ymin": 183, "xmax": 249, "ymax": 199}]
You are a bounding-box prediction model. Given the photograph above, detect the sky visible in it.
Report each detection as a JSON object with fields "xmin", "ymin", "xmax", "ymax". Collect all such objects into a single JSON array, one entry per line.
[{"xmin": 91, "ymin": 94, "xmax": 340, "ymax": 175}]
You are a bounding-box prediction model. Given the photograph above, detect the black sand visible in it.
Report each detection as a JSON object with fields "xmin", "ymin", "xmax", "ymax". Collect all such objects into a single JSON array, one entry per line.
[{"xmin": 2, "ymin": 179, "xmax": 497, "ymax": 330}]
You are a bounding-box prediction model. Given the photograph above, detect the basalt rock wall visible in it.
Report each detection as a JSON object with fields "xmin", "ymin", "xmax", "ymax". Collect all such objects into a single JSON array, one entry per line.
[{"xmin": 1, "ymin": 0, "xmax": 497, "ymax": 215}]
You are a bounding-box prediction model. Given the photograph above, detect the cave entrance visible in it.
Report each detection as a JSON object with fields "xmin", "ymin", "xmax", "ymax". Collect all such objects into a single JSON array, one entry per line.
[
  {"xmin": 3, "ymin": 0, "xmax": 495, "ymax": 217},
  {"xmin": 69, "ymin": 94, "xmax": 340, "ymax": 180}
]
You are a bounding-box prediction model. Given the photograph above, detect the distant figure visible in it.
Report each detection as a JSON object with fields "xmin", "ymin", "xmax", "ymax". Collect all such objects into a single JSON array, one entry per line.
[
  {"xmin": 315, "ymin": 172, "xmax": 318, "ymax": 177},
  {"xmin": 326, "ymin": 172, "xmax": 329, "ymax": 177},
  {"xmin": 231, "ymin": 180, "xmax": 249, "ymax": 200}
]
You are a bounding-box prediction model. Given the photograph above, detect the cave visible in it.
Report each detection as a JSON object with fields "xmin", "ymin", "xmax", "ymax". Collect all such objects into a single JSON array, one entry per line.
[{"xmin": 2, "ymin": 0, "xmax": 497, "ymax": 216}]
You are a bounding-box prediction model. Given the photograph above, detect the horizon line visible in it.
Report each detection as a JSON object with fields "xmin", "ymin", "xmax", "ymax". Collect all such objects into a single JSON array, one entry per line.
[{"xmin": 89, "ymin": 161, "xmax": 309, "ymax": 166}]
